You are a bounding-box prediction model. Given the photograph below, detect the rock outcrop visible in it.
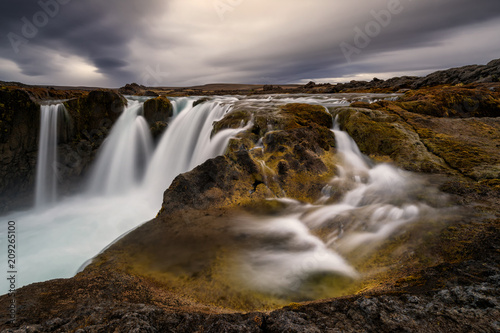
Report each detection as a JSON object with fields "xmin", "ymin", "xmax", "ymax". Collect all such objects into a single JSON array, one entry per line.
[
  {"xmin": 412, "ymin": 58, "xmax": 500, "ymax": 88},
  {"xmin": 333, "ymin": 85, "xmax": 500, "ymax": 181},
  {"xmin": 143, "ymin": 96, "xmax": 173, "ymax": 138}
]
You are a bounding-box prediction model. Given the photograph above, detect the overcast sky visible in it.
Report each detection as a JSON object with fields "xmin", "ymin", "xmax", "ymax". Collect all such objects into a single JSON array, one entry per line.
[{"xmin": 1, "ymin": 0, "xmax": 499, "ymax": 87}]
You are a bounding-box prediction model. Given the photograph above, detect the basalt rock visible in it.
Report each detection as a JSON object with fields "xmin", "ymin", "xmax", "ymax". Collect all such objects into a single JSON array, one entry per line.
[
  {"xmin": 143, "ymin": 96, "xmax": 173, "ymax": 124},
  {"xmin": 0, "ymin": 87, "xmax": 41, "ymax": 209},
  {"xmin": 333, "ymin": 106, "xmax": 449, "ymax": 173},
  {"xmin": 335, "ymin": 85, "xmax": 500, "ymax": 181},
  {"xmin": 64, "ymin": 90, "xmax": 126, "ymax": 135},
  {"xmin": 412, "ymin": 58, "xmax": 500, "ymax": 88},
  {"xmin": 143, "ymin": 96, "xmax": 173, "ymax": 139}
]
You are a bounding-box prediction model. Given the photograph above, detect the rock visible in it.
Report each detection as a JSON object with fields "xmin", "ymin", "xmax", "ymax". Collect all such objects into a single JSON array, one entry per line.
[
  {"xmin": 0, "ymin": 87, "xmax": 41, "ymax": 210},
  {"xmin": 397, "ymin": 85, "xmax": 500, "ymax": 118},
  {"xmin": 64, "ymin": 90, "xmax": 126, "ymax": 134},
  {"xmin": 412, "ymin": 58, "xmax": 500, "ymax": 88},
  {"xmin": 143, "ymin": 96, "xmax": 173, "ymax": 124},
  {"xmin": 333, "ymin": 106, "xmax": 449, "ymax": 173},
  {"xmin": 143, "ymin": 96, "xmax": 173, "ymax": 139},
  {"xmin": 262, "ymin": 85, "xmax": 283, "ymax": 92},
  {"xmin": 119, "ymin": 82, "xmax": 147, "ymax": 95},
  {"xmin": 144, "ymin": 90, "xmax": 159, "ymax": 97},
  {"xmin": 193, "ymin": 97, "xmax": 209, "ymax": 107},
  {"xmin": 304, "ymin": 81, "xmax": 316, "ymax": 89}
]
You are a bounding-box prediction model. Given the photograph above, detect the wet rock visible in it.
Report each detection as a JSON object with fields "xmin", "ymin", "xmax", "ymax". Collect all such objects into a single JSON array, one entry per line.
[
  {"xmin": 333, "ymin": 107, "xmax": 448, "ymax": 173},
  {"xmin": 0, "ymin": 89, "xmax": 126, "ymax": 212},
  {"xmin": 193, "ymin": 97, "xmax": 210, "ymax": 107},
  {"xmin": 143, "ymin": 96, "xmax": 173, "ymax": 124},
  {"xmin": 0, "ymin": 87, "xmax": 40, "ymax": 207}
]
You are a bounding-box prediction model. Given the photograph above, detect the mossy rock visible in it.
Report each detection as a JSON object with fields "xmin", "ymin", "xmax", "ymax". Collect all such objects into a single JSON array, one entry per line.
[
  {"xmin": 333, "ymin": 107, "xmax": 448, "ymax": 173},
  {"xmin": 397, "ymin": 85, "xmax": 500, "ymax": 118},
  {"xmin": 279, "ymin": 103, "xmax": 333, "ymax": 129},
  {"xmin": 212, "ymin": 110, "xmax": 252, "ymax": 137},
  {"xmin": 143, "ymin": 96, "xmax": 173, "ymax": 124}
]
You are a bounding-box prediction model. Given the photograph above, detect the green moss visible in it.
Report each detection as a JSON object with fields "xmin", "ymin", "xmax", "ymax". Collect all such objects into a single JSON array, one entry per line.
[
  {"xmin": 417, "ymin": 129, "xmax": 496, "ymax": 179},
  {"xmin": 397, "ymin": 85, "xmax": 500, "ymax": 118},
  {"xmin": 279, "ymin": 103, "xmax": 333, "ymax": 129},
  {"xmin": 212, "ymin": 110, "xmax": 251, "ymax": 137}
]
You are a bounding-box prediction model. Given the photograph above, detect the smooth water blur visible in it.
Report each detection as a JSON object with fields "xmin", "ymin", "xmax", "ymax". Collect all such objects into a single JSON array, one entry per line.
[
  {"xmin": 35, "ymin": 104, "xmax": 66, "ymax": 208},
  {"xmin": 88, "ymin": 99, "xmax": 154, "ymax": 195},
  {"xmin": 0, "ymin": 93, "xmax": 404, "ymax": 294},
  {"xmin": 235, "ymin": 117, "xmax": 439, "ymax": 294}
]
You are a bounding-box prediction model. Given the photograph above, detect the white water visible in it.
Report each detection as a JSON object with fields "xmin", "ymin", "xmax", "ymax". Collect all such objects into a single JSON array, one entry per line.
[
  {"xmin": 0, "ymin": 93, "xmax": 409, "ymax": 295},
  {"xmin": 236, "ymin": 118, "xmax": 439, "ymax": 294},
  {"xmin": 144, "ymin": 97, "xmax": 251, "ymax": 206},
  {"xmin": 88, "ymin": 99, "xmax": 153, "ymax": 195},
  {"xmin": 35, "ymin": 104, "xmax": 65, "ymax": 208}
]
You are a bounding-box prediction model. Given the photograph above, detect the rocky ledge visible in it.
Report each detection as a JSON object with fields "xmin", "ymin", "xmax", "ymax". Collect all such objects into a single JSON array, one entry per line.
[{"xmin": 0, "ymin": 81, "xmax": 499, "ymax": 331}]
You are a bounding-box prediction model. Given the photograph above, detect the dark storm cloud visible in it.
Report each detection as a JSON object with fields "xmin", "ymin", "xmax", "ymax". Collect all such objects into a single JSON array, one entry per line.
[
  {"xmin": 0, "ymin": 0, "xmax": 499, "ymax": 86},
  {"xmin": 0, "ymin": 0, "xmax": 169, "ymax": 85},
  {"xmin": 93, "ymin": 58, "xmax": 129, "ymax": 70}
]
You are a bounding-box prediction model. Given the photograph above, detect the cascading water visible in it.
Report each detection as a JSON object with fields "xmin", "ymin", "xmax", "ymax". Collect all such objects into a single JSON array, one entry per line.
[
  {"xmin": 236, "ymin": 117, "xmax": 441, "ymax": 295},
  {"xmin": 35, "ymin": 103, "xmax": 66, "ymax": 208},
  {"xmin": 87, "ymin": 98, "xmax": 154, "ymax": 195},
  {"xmin": 143, "ymin": 97, "xmax": 251, "ymax": 205}
]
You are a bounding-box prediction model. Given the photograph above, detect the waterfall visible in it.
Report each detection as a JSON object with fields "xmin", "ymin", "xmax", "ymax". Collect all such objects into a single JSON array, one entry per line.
[
  {"xmin": 35, "ymin": 104, "xmax": 65, "ymax": 208},
  {"xmin": 1, "ymin": 93, "xmax": 413, "ymax": 294},
  {"xmin": 143, "ymin": 98, "xmax": 251, "ymax": 205},
  {"xmin": 87, "ymin": 98, "xmax": 154, "ymax": 195},
  {"xmin": 237, "ymin": 119, "xmax": 436, "ymax": 294}
]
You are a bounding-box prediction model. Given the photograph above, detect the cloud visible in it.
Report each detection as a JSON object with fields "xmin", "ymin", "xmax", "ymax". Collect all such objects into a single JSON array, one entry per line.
[{"xmin": 0, "ymin": 0, "xmax": 499, "ymax": 87}]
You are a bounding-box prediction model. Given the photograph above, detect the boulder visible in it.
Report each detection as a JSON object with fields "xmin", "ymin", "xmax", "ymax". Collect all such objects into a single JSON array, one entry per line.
[{"xmin": 143, "ymin": 96, "xmax": 173, "ymax": 124}]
